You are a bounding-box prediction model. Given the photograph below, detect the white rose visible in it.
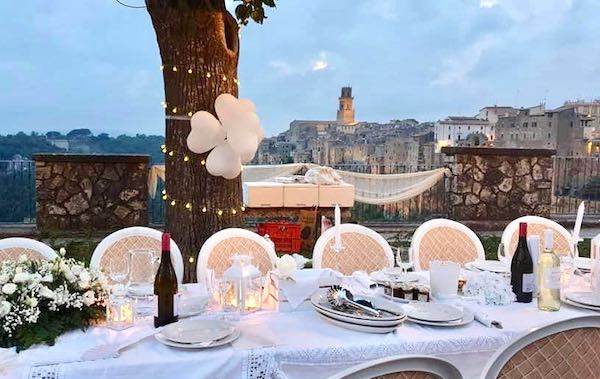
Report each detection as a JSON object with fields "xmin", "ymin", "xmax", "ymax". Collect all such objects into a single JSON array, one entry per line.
[
  {"xmin": 70, "ymin": 265, "xmax": 83, "ymax": 276},
  {"xmin": 18, "ymin": 254, "xmax": 28, "ymax": 264},
  {"xmin": 14, "ymin": 267, "xmax": 22, "ymax": 274},
  {"xmin": 41, "ymin": 274, "xmax": 53, "ymax": 283},
  {"xmin": 0, "ymin": 275, "xmax": 8, "ymax": 285},
  {"xmin": 39, "ymin": 285, "xmax": 55, "ymax": 300},
  {"xmin": 0, "ymin": 301, "xmax": 11, "ymax": 318},
  {"xmin": 59, "ymin": 247, "xmax": 66, "ymax": 256},
  {"xmin": 82, "ymin": 291, "xmax": 95, "ymax": 306},
  {"xmin": 30, "ymin": 273, "xmax": 42, "ymax": 283},
  {"xmin": 2, "ymin": 283, "xmax": 17, "ymax": 295},
  {"xmin": 12, "ymin": 273, "xmax": 30, "ymax": 283},
  {"xmin": 79, "ymin": 271, "xmax": 91, "ymax": 283},
  {"xmin": 275, "ymin": 255, "xmax": 297, "ymax": 278},
  {"xmin": 25, "ymin": 297, "xmax": 38, "ymax": 308}
]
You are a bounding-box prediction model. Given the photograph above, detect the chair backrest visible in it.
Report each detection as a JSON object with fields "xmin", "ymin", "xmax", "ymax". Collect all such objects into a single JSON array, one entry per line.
[
  {"xmin": 90, "ymin": 227, "xmax": 184, "ymax": 284},
  {"xmin": 0, "ymin": 238, "xmax": 57, "ymax": 262},
  {"xmin": 481, "ymin": 315, "xmax": 600, "ymax": 379},
  {"xmin": 329, "ymin": 355, "xmax": 463, "ymax": 379},
  {"xmin": 312, "ymin": 224, "xmax": 394, "ymax": 275},
  {"xmin": 196, "ymin": 228, "xmax": 277, "ymax": 281},
  {"xmin": 500, "ymin": 216, "xmax": 573, "ymax": 261},
  {"xmin": 591, "ymin": 234, "xmax": 600, "ymax": 259},
  {"xmin": 411, "ymin": 219, "xmax": 484, "ymax": 271}
]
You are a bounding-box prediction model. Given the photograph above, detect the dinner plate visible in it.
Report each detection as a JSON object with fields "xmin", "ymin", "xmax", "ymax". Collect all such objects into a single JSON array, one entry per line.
[
  {"xmin": 316, "ymin": 312, "xmax": 399, "ymax": 334},
  {"xmin": 313, "ymin": 305, "xmax": 406, "ymax": 327},
  {"xmin": 565, "ymin": 292, "xmax": 600, "ymax": 307},
  {"xmin": 162, "ymin": 319, "xmax": 235, "ymax": 344},
  {"xmin": 406, "ymin": 307, "xmax": 474, "ymax": 327},
  {"xmin": 403, "ymin": 303, "xmax": 463, "ymax": 322},
  {"xmin": 310, "ymin": 291, "xmax": 405, "ymax": 322},
  {"xmin": 471, "ymin": 260, "xmax": 509, "ymax": 273},
  {"xmin": 562, "ymin": 297, "xmax": 600, "ymax": 312},
  {"xmin": 155, "ymin": 328, "xmax": 240, "ymax": 349}
]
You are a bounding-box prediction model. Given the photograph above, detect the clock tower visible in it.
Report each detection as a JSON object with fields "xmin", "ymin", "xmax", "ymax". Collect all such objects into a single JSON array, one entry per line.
[{"xmin": 336, "ymin": 86, "xmax": 355, "ymax": 125}]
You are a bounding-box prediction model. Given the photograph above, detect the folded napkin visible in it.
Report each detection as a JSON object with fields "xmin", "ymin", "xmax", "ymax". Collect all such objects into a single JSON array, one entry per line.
[
  {"xmin": 276, "ymin": 269, "xmax": 341, "ymax": 309},
  {"xmin": 347, "ymin": 271, "xmax": 377, "ymax": 296}
]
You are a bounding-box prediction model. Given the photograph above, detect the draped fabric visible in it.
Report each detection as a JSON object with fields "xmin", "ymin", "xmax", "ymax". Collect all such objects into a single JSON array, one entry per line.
[{"xmin": 148, "ymin": 164, "xmax": 449, "ymax": 205}]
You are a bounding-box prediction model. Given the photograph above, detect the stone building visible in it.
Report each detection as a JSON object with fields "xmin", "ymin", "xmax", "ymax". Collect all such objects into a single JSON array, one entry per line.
[{"xmin": 434, "ymin": 116, "xmax": 493, "ymax": 149}]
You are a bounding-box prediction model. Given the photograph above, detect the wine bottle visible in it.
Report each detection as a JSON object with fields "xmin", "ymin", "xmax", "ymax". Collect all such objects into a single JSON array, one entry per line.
[
  {"xmin": 537, "ymin": 229, "xmax": 561, "ymax": 311},
  {"xmin": 511, "ymin": 222, "xmax": 534, "ymax": 303},
  {"xmin": 154, "ymin": 231, "xmax": 179, "ymax": 327}
]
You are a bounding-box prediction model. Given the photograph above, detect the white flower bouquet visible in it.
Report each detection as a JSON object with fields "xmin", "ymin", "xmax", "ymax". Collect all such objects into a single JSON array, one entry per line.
[
  {"xmin": 463, "ymin": 271, "xmax": 516, "ymax": 305},
  {"xmin": 0, "ymin": 249, "xmax": 108, "ymax": 351}
]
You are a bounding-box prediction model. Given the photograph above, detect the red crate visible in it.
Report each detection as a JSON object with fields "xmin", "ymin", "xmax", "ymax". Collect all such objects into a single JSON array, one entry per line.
[{"xmin": 257, "ymin": 222, "xmax": 302, "ymax": 253}]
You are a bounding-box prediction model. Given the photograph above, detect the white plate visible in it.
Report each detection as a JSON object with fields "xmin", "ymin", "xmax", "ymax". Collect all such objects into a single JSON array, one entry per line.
[
  {"xmin": 574, "ymin": 257, "xmax": 592, "ymax": 271},
  {"xmin": 310, "ymin": 291, "xmax": 405, "ymax": 322},
  {"xmin": 372, "ymin": 270, "xmax": 420, "ymax": 283},
  {"xmin": 406, "ymin": 307, "xmax": 474, "ymax": 327},
  {"xmin": 403, "ymin": 303, "xmax": 463, "ymax": 322},
  {"xmin": 471, "ymin": 260, "xmax": 509, "ymax": 273},
  {"xmin": 313, "ymin": 305, "xmax": 406, "ymax": 327},
  {"xmin": 566, "ymin": 292, "xmax": 600, "ymax": 307},
  {"xmin": 155, "ymin": 328, "xmax": 240, "ymax": 349},
  {"xmin": 316, "ymin": 312, "xmax": 399, "ymax": 333},
  {"xmin": 162, "ymin": 319, "xmax": 234, "ymax": 344},
  {"xmin": 563, "ymin": 297, "xmax": 600, "ymax": 312}
]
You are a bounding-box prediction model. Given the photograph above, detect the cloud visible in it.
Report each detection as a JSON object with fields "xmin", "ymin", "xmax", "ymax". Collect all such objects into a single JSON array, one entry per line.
[
  {"xmin": 431, "ymin": 34, "xmax": 499, "ymax": 86},
  {"xmin": 269, "ymin": 60, "xmax": 296, "ymax": 76},
  {"xmin": 480, "ymin": 0, "xmax": 499, "ymax": 8},
  {"xmin": 311, "ymin": 52, "xmax": 329, "ymax": 71}
]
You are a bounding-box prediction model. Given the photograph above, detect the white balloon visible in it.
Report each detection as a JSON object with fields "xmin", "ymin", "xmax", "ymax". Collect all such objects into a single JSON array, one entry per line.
[
  {"xmin": 187, "ymin": 111, "xmax": 225, "ymax": 154},
  {"xmin": 241, "ymin": 150, "xmax": 256, "ymax": 164},
  {"xmin": 222, "ymin": 163, "xmax": 242, "ymax": 180},
  {"xmin": 214, "ymin": 93, "xmax": 238, "ymax": 128},
  {"xmin": 206, "ymin": 142, "xmax": 241, "ymax": 178},
  {"xmin": 228, "ymin": 128, "xmax": 259, "ymax": 157},
  {"xmin": 238, "ymin": 99, "xmax": 256, "ymax": 113}
]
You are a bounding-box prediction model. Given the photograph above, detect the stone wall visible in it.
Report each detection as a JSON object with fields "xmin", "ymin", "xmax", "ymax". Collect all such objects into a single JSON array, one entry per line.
[
  {"xmin": 33, "ymin": 154, "xmax": 149, "ymax": 230},
  {"xmin": 442, "ymin": 147, "xmax": 555, "ymax": 221}
]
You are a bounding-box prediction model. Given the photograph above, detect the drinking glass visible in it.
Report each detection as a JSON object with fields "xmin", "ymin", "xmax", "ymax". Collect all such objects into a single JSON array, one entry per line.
[
  {"xmin": 429, "ymin": 260, "xmax": 460, "ymax": 299},
  {"xmin": 560, "ymin": 255, "xmax": 574, "ymax": 291},
  {"xmin": 128, "ymin": 249, "xmax": 157, "ymax": 297},
  {"xmin": 109, "ymin": 254, "xmax": 130, "ymax": 294},
  {"xmin": 395, "ymin": 246, "xmax": 409, "ymax": 273}
]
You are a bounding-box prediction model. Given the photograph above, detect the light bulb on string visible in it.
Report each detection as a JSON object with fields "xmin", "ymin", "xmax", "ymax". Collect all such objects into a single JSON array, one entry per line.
[
  {"xmin": 160, "ymin": 65, "xmax": 164, "ymax": 71},
  {"xmin": 172, "ymin": 66, "xmax": 178, "ymax": 72},
  {"xmin": 183, "ymin": 156, "xmax": 189, "ymax": 162},
  {"xmin": 189, "ymin": 257, "xmax": 195, "ymax": 263},
  {"xmin": 185, "ymin": 202, "xmax": 192, "ymax": 210},
  {"xmin": 222, "ymin": 75, "xmax": 227, "ymax": 82},
  {"xmin": 170, "ymin": 200, "xmax": 176, "ymax": 206},
  {"xmin": 187, "ymin": 68, "xmax": 193, "ymax": 74},
  {"xmin": 187, "ymin": 111, "xmax": 193, "ymax": 117},
  {"xmin": 200, "ymin": 160, "xmax": 206, "ymax": 166},
  {"xmin": 168, "ymin": 151, "xmax": 174, "ymax": 156},
  {"xmin": 217, "ymin": 209, "xmax": 223, "ymax": 216},
  {"xmin": 206, "ymin": 72, "xmax": 211, "ymax": 78},
  {"xmin": 202, "ymin": 206, "xmax": 207, "ymax": 213},
  {"xmin": 172, "ymin": 107, "xmax": 177, "ymax": 114},
  {"xmin": 231, "ymin": 209, "xmax": 237, "ymax": 215}
]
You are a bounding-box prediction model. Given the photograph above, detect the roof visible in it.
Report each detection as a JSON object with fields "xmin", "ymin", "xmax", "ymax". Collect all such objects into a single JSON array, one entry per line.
[{"xmin": 439, "ymin": 116, "xmax": 489, "ymax": 125}]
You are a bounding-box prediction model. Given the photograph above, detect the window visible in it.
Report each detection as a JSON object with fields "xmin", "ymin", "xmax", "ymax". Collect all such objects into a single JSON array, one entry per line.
[
  {"xmin": 570, "ymin": 121, "xmax": 574, "ymax": 128},
  {"xmin": 532, "ymin": 122, "xmax": 537, "ymax": 127},
  {"xmin": 523, "ymin": 122, "xmax": 528, "ymax": 128},
  {"xmin": 448, "ymin": 134, "xmax": 451, "ymax": 140},
  {"xmin": 548, "ymin": 133, "xmax": 551, "ymax": 138},
  {"xmin": 467, "ymin": 126, "xmax": 470, "ymax": 131},
  {"xmin": 533, "ymin": 133, "xmax": 536, "ymax": 139},
  {"xmin": 458, "ymin": 135, "xmax": 461, "ymax": 141},
  {"xmin": 548, "ymin": 122, "xmax": 552, "ymax": 127},
  {"xmin": 500, "ymin": 133, "xmax": 504, "ymax": 139}
]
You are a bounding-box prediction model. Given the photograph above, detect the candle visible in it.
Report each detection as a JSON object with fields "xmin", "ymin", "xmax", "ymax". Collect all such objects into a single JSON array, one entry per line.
[{"xmin": 334, "ymin": 204, "xmax": 342, "ymax": 250}]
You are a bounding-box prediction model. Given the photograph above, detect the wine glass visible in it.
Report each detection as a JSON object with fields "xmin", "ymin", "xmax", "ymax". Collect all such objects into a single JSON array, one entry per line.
[
  {"xmin": 395, "ymin": 246, "xmax": 408, "ymax": 274},
  {"xmin": 109, "ymin": 254, "xmax": 130, "ymax": 295}
]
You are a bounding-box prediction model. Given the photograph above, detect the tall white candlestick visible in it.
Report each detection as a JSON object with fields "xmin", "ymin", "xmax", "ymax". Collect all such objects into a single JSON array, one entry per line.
[{"xmin": 334, "ymin": 204, "xmax": 342, "ymax": 250}]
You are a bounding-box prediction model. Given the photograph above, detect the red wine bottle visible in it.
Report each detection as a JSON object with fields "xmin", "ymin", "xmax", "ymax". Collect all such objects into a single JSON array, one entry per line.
[
  {"xmin": 510, "ymin": 223, "xmax": 534, "ymax": 303},
  {"xmin": 154, "ymin": 231, "xmax": 179, "ymax": 327}
]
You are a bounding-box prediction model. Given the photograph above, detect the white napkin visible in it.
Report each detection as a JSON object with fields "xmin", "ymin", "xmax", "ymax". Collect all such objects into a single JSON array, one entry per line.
[
  {"xmin": 0, "ymin": 347, "xmax": 19, "ymax": 377},
  {"xmin": 347, "ymin": 271, "xmax": 377, "ymax": 296},
  {"xmin": 277, "ymin": 269, "xmax": 340, "ymax": 309}
]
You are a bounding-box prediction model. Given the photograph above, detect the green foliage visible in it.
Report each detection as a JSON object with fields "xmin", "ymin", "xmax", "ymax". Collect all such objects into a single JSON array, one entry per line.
[{"xmin": 234, "ymin": 0, "xmax": 276, "ymax": 25}]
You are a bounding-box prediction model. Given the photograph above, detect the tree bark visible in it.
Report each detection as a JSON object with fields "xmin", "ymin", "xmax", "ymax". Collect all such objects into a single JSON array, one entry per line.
[{"xmin": 146, "ymin": 1, "xmax": 242, "ymax": 282}]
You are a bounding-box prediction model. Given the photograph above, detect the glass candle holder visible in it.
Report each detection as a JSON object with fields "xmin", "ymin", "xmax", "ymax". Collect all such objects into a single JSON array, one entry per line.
[{"xmin": 106, "ymin": 294, "xmax": 134, "ymax": 330}]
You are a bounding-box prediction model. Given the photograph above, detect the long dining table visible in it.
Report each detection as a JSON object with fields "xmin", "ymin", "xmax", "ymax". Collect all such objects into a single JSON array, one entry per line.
[{"xmin": 10, "ymin": 271, "xmax": 596, "ymax": 379}]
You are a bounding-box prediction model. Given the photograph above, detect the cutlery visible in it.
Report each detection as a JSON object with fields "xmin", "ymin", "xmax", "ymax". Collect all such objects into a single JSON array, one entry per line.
[{"xmin": 327, "ymin": 286, "xmax": 381, "ymax": 317}]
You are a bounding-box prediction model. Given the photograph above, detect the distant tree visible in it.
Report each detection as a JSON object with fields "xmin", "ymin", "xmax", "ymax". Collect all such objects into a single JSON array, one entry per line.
[
  {"xmin": 46, "ymin": 131, "xmax": 63, "ymax": 139},
  {"xmin": 96, "ymin": 133, "xmax": 110, "ymax": 140},
  {"xmin": 67, "ymin": 129, "xmax": 92, "ymax": 138}
]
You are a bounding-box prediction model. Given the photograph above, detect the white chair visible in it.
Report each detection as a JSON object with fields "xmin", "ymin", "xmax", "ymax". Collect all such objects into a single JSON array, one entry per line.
[
  {"xmin": 0, "ymin": 237, "xmax": 57, "ymax": 262},
  {"xmin": 411, "ymin": 219, "xmax": 485, "ymax": 271},
  {"xmin": 90, "ymin": 226, "xmax": 184, "ymax": 284},
  {"xmin": 196, "ymin": 228, "xmax": 277, "ymax": 282},
  {"xmin": 499, "ymin": 216, "xmax": 573, "ymax": 262},
  {"xmin": 481, "ymin": 315, "xmax": 600, "ymax": 379},
  {"xmin": 312, "ymin": 224, "xmax": 394, "ymax": 275},
  {"xmin": 329, "ymin": 355, "xmax": 463, "ymax": 379}
]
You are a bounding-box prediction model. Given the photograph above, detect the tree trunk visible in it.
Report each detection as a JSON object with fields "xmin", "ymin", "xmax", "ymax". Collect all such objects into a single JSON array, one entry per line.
[{"xmin": 146, "ymin": 1, "xmax": 242, "ymax": 283}]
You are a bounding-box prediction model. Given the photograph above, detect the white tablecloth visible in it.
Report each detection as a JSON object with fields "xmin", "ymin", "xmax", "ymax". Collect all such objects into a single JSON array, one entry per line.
[{"xmin": 9, "ymin": 276, "xmax": 596, "ymax": 379}]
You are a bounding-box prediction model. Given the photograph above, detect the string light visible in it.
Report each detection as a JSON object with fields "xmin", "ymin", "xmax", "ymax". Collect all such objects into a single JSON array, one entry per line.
[
  {"xmin": 222, "ymin": 75, "xmax": 227, "ymax": 81},
  {"xmin": 187, "ymin": 111, "xmax": 193, "ymax": 117},
  {"xmin": 161, "ymin": 191, "xmax": 245, "ymax": 215},
  {"xmin": 217, "ymin": 209, "xmax": 223, "ymax": 216},
  {"xmin": 160, "ymin": 65, "xmax": 164, "ymax": 71},
  {"xmin": 168, "ymin": 151, "xmax": 174, "ymax": 156},
  {"xmin": 231, "ymin": 209, "xmax": 237, "ymax": 215},
  {"xmin": 158, "ymin": 63, "xmax": 239, "ymax": 85},
  {"xmin": 202, "ymin": 206, "xmax": 207, "ymax": 213},
  {"xmin": 172, "ymin": 107, "xmax": 177, "ymax": 114},
  {"xmin": 187, "ymin": 68, "xmax": 193, "ymax": 74},
  {"xmin": 201, "ymin": 160, "xmax": 206, "ymax": 165},
  {"xmin": 172, "ymin": 66, "xmax": 178, "ymax": 72},
  {"xmin": 206, "ymin": 72, "xmax": 211, "ymax": 78},
  {"xmin": 185, "ymin": 202, "xmax": 192, "ymax": 210},
  {"xmin": 170, "ymin": 200, "xmax": 176, "ymax": 206},
  {"xmin": 189, "ymin": 257, "xmax": 195, "ymax": 263},
  {"xmin": 183, "ymin": 156, "xmax": 189, "ymax": 162}
]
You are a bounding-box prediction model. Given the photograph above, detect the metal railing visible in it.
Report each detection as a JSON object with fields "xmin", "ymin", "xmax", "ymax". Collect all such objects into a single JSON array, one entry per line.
[
  {"xmin": 553, "ymin": 156, "xmax": 600, "ymax": 215},
  {"xmin": 0, "ymin": 160, "xmax": 36, "ymax": 224}
]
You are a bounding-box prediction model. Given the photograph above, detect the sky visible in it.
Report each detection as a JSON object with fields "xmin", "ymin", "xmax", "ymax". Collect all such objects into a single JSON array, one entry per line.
[{"xmin": 1, "ymin": 0, "xmax": 600, "ymax": 138}]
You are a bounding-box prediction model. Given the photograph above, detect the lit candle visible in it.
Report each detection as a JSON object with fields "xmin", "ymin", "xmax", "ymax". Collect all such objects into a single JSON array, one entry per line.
[{"xmin": 334, "ymin": 204, "xmax": 342, "ymax": 250}]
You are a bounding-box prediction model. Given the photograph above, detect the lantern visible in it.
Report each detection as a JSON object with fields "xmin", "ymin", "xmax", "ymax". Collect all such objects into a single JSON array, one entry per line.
[
  {"xmin": 221, "ymin": 255, "xmax": 264, "ymax": 314},
  {"xmin": 106, "ymin": 289, "xmax": 134, "ymax": 330}
]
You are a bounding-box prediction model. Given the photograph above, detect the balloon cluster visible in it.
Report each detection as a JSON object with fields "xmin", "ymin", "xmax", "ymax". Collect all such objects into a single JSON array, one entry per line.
[{"xmin": 186, "ymin": 94, "xmax": 264, "ymax": 179}]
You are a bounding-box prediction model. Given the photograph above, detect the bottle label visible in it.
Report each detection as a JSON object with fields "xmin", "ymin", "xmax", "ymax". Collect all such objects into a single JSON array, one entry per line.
[
  {"xmin": 543, "ymin": 267, "xmax": 561, "ymax": 289},
  {"xmin": 522, "ymin": 273, "xmax": 535, "ymax": 293}
]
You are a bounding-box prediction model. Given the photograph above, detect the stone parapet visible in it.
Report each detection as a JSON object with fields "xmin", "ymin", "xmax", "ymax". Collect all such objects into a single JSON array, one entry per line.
[
  {"xmin": 33, "ymin": 154, "xmax": 149, "ymax": 231},
  {"xmin": 442, "ymin": 147, "xmax": 555, "ymax": 221}
]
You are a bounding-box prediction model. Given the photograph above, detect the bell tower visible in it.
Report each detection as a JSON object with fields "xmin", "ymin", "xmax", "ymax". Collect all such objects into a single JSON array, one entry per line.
[{"xmin": 336, "ymin": 86, "xmax": 355, "ymax": 125}]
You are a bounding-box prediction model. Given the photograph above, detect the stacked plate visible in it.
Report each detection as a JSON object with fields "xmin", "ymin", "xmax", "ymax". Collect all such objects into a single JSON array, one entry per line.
[
  {"xmin": 403, "ymin": 302, "xmax": 474, "ymax": 327},
  {"xmin": 155, "ymin": 319, "xmax": 240, "ymax": 349},
  {"xmin": 465, "ymin": 259, "xmax": 509, "ymax": 274},
  {"xmin": 310, "ymin": 290, "xmax": 406, "ymax": 333},
  {"xmin": 564, "ymin": 291, "xmax": 600, "ymax": 311},
  {"xmin": 371, "ymin": 268, "xmax": 421, "ymax": 284},
  {"xmin": 574, "ymin": 257, "xmax": 592, "ymax": 274}
]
